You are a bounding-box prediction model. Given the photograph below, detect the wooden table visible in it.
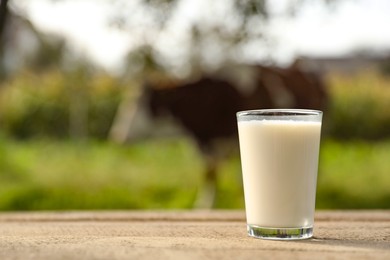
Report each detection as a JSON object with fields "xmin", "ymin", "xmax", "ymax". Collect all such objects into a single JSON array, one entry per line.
[{"xmin": 0, "ymin": 210, "xmax": 389, "ymax": 259}]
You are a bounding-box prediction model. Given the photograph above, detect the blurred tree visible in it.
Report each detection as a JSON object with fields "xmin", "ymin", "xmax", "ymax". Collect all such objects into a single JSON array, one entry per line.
[
  {"xmin": 1, "ymin": 0, "xmax": 345, "ymax": 78},
  {"xmin": 0, "ymin": 0, "xmax": 76, "ymax": 79},
  {"xmin": 0, "ymin": 0, "xmax": 105, "ymax": 140},
  {"xmin": 0, "ymin": 0, "xmax": 10, "ymax": 78},
  {"xmin": 0, "ymin": 0, "xmax": 346, "ymax": 141},
  {"xmin": 111, "ymin": 0, "xmax": 342, "ymax": 78}
]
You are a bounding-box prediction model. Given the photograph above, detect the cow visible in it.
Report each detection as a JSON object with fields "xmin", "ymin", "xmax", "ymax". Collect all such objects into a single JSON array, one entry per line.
[
  {"xmin": 111, "ymin": 63, "xmax": 328, "ymax": 208},
  {"xmin": 144, "ymin": 77, "xmax": 252, "ymax": 207}
]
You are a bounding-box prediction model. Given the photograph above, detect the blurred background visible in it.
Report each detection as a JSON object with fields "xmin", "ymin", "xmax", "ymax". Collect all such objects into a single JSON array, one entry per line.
[{"xmin": 0, "ymin": 0, "xmax": 389, "ymax": 210}]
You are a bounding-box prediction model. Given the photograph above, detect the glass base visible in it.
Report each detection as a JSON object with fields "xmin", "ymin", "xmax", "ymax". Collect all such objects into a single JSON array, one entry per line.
[{"xmin": 247, "ymin": 224, "xmax": 313, "ymax": 240}]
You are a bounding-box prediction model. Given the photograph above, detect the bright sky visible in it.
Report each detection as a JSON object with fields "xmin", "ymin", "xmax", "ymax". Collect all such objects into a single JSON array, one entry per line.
[
  {"xmin": 14, "ymin": 0, "xmax": 133, "ymax": 72},
  {"xmin": 268, "ymin": 0, "xmax": 390, "ymax": 63},
  {"xmin": 13, "ymin": 0, "xmax": 390, "ymax": 72}
]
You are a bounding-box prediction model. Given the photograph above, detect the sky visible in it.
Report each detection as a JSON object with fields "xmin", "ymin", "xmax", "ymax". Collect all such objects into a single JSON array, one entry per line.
[
  {"xmin": 12, "ymin": 0, "xmax": 390, "ymax": 73},
  {"xmin": 268, "ymin": 0, "xmax": 390, "ymax": 62}
]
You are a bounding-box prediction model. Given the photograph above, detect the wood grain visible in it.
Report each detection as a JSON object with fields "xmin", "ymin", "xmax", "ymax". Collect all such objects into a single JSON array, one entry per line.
[{"xmin": 0, "ymin": 211, "xmax": 389, "ymax": 259}]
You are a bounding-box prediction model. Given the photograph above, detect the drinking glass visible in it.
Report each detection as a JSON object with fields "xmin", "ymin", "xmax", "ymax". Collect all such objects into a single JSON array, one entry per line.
[{"xmin": 237, "ymin": 109, "xmax": 323, "ymax": 240}]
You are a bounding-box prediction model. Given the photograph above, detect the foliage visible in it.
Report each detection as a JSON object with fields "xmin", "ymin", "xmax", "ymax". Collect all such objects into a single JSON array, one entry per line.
[
  {"xmin": 0, "ymin": 69, "xmax": 126, "ymax": 139},
  {"xmin": 325, "ymin": 70, "xmax": 390, "ymax": 139},
  {"xmin": 2, "ymin": 69, "xmax": 390, "ymax": 141}
]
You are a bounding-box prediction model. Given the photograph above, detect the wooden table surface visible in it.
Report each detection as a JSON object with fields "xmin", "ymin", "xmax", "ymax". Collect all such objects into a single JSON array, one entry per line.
[{"xmin": 0, "ymin": 210, "xmax": 389, "ymax": 259}]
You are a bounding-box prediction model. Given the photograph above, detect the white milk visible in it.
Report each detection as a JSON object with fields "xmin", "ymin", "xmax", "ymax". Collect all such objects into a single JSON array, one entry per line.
[{"xmin": 238, "ymin": 120, "xmax": 321, "ymax": 228}]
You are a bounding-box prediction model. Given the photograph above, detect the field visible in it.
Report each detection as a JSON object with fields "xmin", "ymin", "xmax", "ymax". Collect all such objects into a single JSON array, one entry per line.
[
  {"xmin": 1, "ymin": 136, "xmax": 389, "ymax": 210},
  {"xmin": 1, "ymin": 69, "xmax": 390, "ymax": 210}
]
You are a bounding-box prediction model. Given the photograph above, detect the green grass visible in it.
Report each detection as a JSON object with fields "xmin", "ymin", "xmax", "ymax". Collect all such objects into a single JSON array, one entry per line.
[
  {"xmin": 317, "ymin": 139, "xmax": 390, "ymax": 209},
  {"xmin": 0, "ymin": 137, "xmax": 204, "ymax": 210},
  {"xmin": 325, "ymin": 71, "xmax": 390, "ymax": 139},
  {"xmin": 0, "ymin": 136, "xmax": 389, "ymax": 210}
]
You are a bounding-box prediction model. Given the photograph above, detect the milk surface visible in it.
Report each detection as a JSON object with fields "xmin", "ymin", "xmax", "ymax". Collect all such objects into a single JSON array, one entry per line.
[{"xmin": 238, "ymin": 120, "xmax": 321, "ymax": 228}]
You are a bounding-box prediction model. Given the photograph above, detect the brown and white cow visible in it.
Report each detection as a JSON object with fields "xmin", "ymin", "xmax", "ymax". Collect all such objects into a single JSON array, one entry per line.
[{"xmin": 110, "ymin": 63, "xmax": 328, "ymax": 208}]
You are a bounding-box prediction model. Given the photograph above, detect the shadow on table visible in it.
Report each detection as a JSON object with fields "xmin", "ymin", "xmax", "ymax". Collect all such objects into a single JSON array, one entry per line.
[{"xmin": 293, "ymin": 236, "xmax": 390, "ymax": 251}]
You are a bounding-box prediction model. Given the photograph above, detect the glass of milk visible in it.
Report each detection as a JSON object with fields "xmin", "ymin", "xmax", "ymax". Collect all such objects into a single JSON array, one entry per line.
[{"xmin": 237, "ymin": 109, "xmax": 323, "ymax": 240}]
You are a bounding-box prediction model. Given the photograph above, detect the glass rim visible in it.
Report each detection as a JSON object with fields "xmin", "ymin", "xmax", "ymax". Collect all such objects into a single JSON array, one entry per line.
[{"xmin": 237, "ymin": 109, "xmax": 322, "ymax": 117}]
